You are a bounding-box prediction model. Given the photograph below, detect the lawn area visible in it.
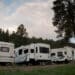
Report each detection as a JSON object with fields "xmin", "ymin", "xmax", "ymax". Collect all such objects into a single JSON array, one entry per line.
[{"xmin": 0, "ymin": 64, "xmax": 75, "ymax": 75}]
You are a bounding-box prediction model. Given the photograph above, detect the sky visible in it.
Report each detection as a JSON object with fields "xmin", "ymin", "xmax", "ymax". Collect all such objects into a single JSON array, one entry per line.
[{"xmin": 0, "ymin": 0, "xmax": 58, "ymax": 40}]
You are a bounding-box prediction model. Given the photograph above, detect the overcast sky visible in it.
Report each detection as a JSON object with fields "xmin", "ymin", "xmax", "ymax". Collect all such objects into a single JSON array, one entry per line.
[{"xmin": 0, "ymin": 0, "xmax": 58, "ymax": 40}]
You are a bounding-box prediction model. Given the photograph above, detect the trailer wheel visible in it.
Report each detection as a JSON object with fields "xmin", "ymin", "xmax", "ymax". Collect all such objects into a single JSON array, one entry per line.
[
  {"xmin": 29, "ymin": 59, "xmax": 36, "ymax": 65},
  {"xmin": 65, "ymin": 59, "xmax": 69, "ymax": 64},
  {"xmin": 0, "ymin": 63, "xmax": 6, "ymax": 66}
]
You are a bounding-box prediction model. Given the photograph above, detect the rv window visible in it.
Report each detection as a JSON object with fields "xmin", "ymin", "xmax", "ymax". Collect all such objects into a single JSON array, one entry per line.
[
  {"xmin": 0, "ymin": 47, "xmax": 9, "ymax": 52},
  {"xmin": 24, "ymin": 49, "xmax": 28, "ymax": 54},
  {"xmin": 51, "ymin": 53, "xmax": 55, "ymax": 56},
  {"xmin": 57, "ymin": 52, "xmax": 63, "ymax": 57},
  {"xmin": 31, "ymin": 49, "xmax": 34, "ymax": 53},
  {"xmin": 19, "ymin": 49, "xmax": 22, "ymax": 55},
  {"xmin": 36, "ymin": 47, "xmax": 38, "ymax": 53},
  {"xmin": 64, "ymin": 51, "xmax": 67, "ymax": 55},
  {"xmin": 40, "ymin": 47, "xmax": 49, "ymax": 53},
  {"xmin": 72, "ymin": 50, "xmax": 74, "ymax": 56}
]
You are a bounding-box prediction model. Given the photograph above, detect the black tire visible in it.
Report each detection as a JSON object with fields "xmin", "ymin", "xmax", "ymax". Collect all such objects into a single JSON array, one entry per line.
[{"xmin": 65, "ymin": 59, "xmax": 69, "ymax": 64}]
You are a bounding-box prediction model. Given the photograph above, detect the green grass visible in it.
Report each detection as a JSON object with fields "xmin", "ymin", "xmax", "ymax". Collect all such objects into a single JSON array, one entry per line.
[{"xmin": 0, "ymin": 64, "xmax": 75, "ymax": 75}]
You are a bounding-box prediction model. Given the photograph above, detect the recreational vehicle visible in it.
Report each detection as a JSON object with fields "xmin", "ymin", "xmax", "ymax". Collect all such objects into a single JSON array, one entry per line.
[
  {"xmin": 15, "ymin": 43, "xmax": 51, "ymax": 65},
  {"xmin": 50, "ymin": 46, "xmax": 75, "ymax": 63},
  {"xmin": 0, "ymin": 42, "xmax": 14, "ymax": 65}
]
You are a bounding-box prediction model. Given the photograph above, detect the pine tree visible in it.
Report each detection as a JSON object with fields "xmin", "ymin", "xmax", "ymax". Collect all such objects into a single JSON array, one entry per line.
[
  {"xmin": 16, "ymin": 24, "xmax": 28, "ymax": 37},
  {"xmin": 52, "ymin": 0, "xmax": 75, "ymax": 41}
]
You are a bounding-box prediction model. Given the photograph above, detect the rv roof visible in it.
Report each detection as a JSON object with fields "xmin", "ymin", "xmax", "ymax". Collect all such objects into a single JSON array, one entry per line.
[
  {"xmin": 30, "ymin": 43, "xmax": 50, "ymax": 46},
  {"xmin": 15, "ymin": 45, "xmax": 29, "ymax": 51},
  {"xmin": 0, "ymin": 41, "xmax": 14, "ymax": 46}
]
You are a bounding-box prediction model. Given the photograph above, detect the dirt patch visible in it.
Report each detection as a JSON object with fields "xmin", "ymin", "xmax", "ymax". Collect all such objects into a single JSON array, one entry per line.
[{"xmin": 0, "ymin": 64, "xmax": 67, "ymax": 71}]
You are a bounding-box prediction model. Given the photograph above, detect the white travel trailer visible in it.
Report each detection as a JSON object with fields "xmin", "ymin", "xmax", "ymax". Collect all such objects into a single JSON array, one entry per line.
[
  {"xmin": 0, "ymin": 42, "xmax": 14, "ymax": 64},
  {"xmin": 50, "ymin": 46, "xmax": 75, "ymax": 63},
  {"xmin": 15, "ymin": 43, "xmax": 51, "ymax": 65}
]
